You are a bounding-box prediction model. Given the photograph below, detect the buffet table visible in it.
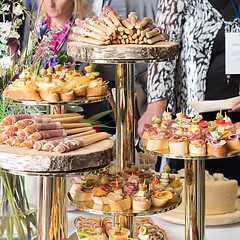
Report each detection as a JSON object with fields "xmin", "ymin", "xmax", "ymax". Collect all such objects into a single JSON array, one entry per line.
[{"xmin": 68, "ymin": 210, "xmax": 240, "ymax": 240}]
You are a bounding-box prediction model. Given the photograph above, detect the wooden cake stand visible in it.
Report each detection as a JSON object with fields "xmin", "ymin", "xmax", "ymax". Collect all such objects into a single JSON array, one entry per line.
[
  {"xmin": 67, "ymin": 41, "xmax": 180, "ymax": 238},
  {"xmin": 0, "ymin": 98, "xmax": 114, "ymax": 240}
]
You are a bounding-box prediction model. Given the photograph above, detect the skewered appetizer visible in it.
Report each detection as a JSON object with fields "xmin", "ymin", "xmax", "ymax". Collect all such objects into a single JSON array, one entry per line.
[
  {"xmin": 143, "ymin": 111, "xmax": 240, "ymax": 157},
  {"xmin": 137, "ymin": 226, "xmax": 150, "ymax": 240},
  {"xmin": 3, "ymin": 64, "xmax": 108, "ymax": 102},
  {"xmin": 69, "ymin": 6, "xmax": 169, "ymax": 46},
  {"xmin": 109, "ymin": 223, "xmax": 130, "ymax": 240}
]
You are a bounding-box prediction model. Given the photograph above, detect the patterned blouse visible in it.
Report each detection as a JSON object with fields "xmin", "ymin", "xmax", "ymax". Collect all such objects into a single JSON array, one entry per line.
[{"xmin": 148, "ymin": 0, "xmax": 239, "ymax": 117}]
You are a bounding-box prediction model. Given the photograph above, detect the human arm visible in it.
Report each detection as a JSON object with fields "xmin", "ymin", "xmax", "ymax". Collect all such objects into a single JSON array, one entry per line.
[
  {"xmin": 137, "ymin": 99, "xmax": 167, "ymax": 137},
  {"xmin": 229, "ymin": 92, "xmax": 240, "ymax": 112}
]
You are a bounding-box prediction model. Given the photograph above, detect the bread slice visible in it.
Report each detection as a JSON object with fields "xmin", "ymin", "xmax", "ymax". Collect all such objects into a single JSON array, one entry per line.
[
  {"xmin": 59, "ymin": 91, "xmax": 75, "ymax": 101},
  {"xmin": 5, "ymin": 87, "xmax": 42, "ymax": 101},
  {"xmin": 146, "ymin": 136, "xmax": 169, "ymax": 151},
  {"xmin": 87, "ymin": 85, "xmax": 108, "ymax": 97},
  {"xmin": 169, "ymin": 141, "xmax": 188, "ymax": 155},
  {"xmin": 189, "ymin": 142, "xmax": 206, "ymax": 155},
  {"xmin": 108, "ymin": 193, "xmax": 131, "ymax": 212},
  {"xmin": 92, "ymin": 195, "xmax": 109, "ymax": 205},
  {"xmin": 132, "ymin": 198, "xmax": 151, "ymax": 211},
  {"xmin": 69, "ymin": 184, "xmax": 92, "ymax": 202},
  {"xmin": 74, "ymin": 85, "xmax": 87, "ymax": 97},
  {"xmin": 38, "ymin": 89, "xmax": 59, "ymax": 102},
  {"xmin": 207, "ymin": 140, "xmax": 227, "ymax": 158},
  {"xmin": 226, "ymin": 139, "xmax": 240, "ymax": 150}
]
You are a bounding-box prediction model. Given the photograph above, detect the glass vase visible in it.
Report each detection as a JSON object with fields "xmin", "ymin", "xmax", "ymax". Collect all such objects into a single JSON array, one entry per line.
[{"xmin": 0, "ymin": 172, "xmax": 38, "ymax": 240}]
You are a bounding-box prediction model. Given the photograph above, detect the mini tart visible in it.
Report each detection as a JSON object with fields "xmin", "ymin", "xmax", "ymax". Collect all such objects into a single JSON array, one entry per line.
[
  {"xmin": 132, "ymin": 198, "xmax": 151, "ymax": 211},
  {"xmin": 69, "ymin": 184, "xmax": 92, "ymax": 202},
  {"xmin": 151, "ymin": 191, "xmax": 173, "ymax": 207},
  {"xmin": 107, "ymin": 193, "xmax": 132, "ymax": 212},
  {"xmin": 189, "ymin": 142, "xmax": 206, "ymax": 155}
]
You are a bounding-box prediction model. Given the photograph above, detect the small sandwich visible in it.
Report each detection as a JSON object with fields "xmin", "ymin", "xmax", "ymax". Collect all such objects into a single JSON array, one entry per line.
[
  {"xmin": 69, "ymin": 179, "xmax": 94, "ymax": 202},
  {"xmin": 169, "ymin": 135, "xmax": 188, "ymax": 155},
  {"xmin": 224, "ymin": 133, "xmax": 240, "ymax": 150},
  {"xmin": 59, "ymin": 90, "xmax": 75, "ymax": 101},
  {"xmin": 132, "ymin": 183, "xmax": 151, "ymax": 211},
  {"xmin": 108, "ymin": 186, "xmax": 131, "ymax": 212},
  {"xmin": 87, "ymin": 77, "xmax": 108, "ymax": 97},
  {"xmin": 207, "ymin": 140, "xmax": 227, "ymax": 158},
  {"xmin": 146, "ymin": 132, "xmax": 170, "ymax": 151},
  {"xmin": 74, "ymin": 75, "xmax": 89, "ymax": 97},
  {"xmin": 189, "ymin": 139, "xmax": 206, "ymax": 155}
]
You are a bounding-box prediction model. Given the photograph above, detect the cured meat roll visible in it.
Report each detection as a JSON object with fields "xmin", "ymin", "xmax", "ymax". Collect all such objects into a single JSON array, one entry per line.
[
  {"xmin": 29, "ymin": 129, "xmax": 67, "ymax": 140},
  {"xmin": 42, "ymin": 138, "xmax": 68, "ymax": 151},
  {"xmin": 53, "ymin": 138, "xmax": 85, "ymax": 153},
  {"xmin": 24, "ymin": 122, "xmax": 63, "ymax": 133},
  {"xmin": 14, "ymin": 118, "xmax": 53, "ymax": 129},
  {"xmin": 1, "ymin": 114, "xmax": 39, "ymax": 125},
  {"xmin": 207, "ymin": 140, "xmax": 227, "ymax": 158}
]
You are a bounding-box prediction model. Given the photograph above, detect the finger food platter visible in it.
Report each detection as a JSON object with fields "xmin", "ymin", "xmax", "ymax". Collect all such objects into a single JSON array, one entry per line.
[{"xmin": 69, "ymin": 198, "xmax": 182, "ymax": 216}]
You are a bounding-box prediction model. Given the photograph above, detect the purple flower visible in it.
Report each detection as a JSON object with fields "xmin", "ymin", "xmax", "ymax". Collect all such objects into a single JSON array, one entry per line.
[
  {"xmin": 7, "ymin": 38, "xmax": 20, "ymax": 62},
  {"xmin": 43, "ymin": 57, "xmax": 57, "ymax": 69},
  {"xmin": 37, "ymin": 23, "xmax": 49, "ymax": 38}
]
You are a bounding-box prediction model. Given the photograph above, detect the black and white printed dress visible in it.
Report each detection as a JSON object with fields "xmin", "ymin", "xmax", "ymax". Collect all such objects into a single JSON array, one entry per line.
[{"xmin": 148, "ymin": 0, "xmax": 239, "ymax": 117}]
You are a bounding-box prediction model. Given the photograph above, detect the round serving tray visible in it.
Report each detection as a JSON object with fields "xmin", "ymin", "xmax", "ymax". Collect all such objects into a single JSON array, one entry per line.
[
  {"xmin": 69, "ymin": 197, "xmax": 182, "ymax": 217},
  {"xmin": 0, "ymin": 139, "xmax": 114, "ymax": 174},
  {"xmin": 67, "ymin": 42, "xmax": 179, "ymax": 64},
  {"xmin": 140, "ymin": 140, "xmax": 240, "ymax": 160},
  {"xmin": 3, "ymin": 92, "xmax": 110, "ymax": 106}
]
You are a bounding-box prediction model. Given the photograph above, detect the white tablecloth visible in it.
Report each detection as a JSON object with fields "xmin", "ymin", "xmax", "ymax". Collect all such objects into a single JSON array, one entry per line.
[{"xmin": 68, "ymin": 210, "xmax": 240, "ymax": 240}]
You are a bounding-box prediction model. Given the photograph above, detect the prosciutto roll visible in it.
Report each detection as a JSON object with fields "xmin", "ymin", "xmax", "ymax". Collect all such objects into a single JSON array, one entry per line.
[
  {"xmin": 4, "ymin": 136, "xmax": 25, "ymax": 146},
  {"xmin": 33, "ymin": 137, "xmax": 67, "ymax": 151},
  {"xmin": 0, "ymin": 135, "xmax": 9, "ymax": 143},
  {"xmin": 1, "ymin": 114, "xmax": 39, "ymax": 125},
  {"xmin": 53, "ymin": 138, "xmax": 85, "ymax": 153},
  {"xmin": 20, "ymin": 139, "xmax": 36, "ymax": 148},
  {"xmin": 29, "ymin": 129, "xmax": 67, "ymax": 140},
  {"xmin": 206, "ymin": 140, "xmax": 227, "ymax": 158},
  {"xmin": 42, "ymin": 138, "xmax": 68, "ymax": 151},
  {"xmin": 24, "ymin": 122, "xmax": 63, "ymax": 133},
  {"xmin": 169, "ymin": 135, "xmax": 188, "ymax": 155},
  {"xmin": 14, "ymin": 118, "xmax": 53, "ymax": 129}
]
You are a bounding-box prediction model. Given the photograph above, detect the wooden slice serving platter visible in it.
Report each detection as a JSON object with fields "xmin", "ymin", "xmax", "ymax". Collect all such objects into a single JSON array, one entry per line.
[
  {"xmin": 67, "ymin": 42, "xmax": 179, "ymax": 63},
  {"xmin": 0, "ymin": 139, "xmax": 114, "ymax": 172}
]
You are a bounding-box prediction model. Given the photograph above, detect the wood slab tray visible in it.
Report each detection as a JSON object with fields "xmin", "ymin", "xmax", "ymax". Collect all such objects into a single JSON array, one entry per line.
[
  {"xmin": 67, "ymin": 41, "xmax": 179, "ymax": 62},
  {"xmin": 0, "ymin": 139, "xmax": 114, "ymax": 173}
]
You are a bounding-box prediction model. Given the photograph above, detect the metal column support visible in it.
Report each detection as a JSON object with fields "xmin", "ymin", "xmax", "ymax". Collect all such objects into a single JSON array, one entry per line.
[
  {"xmin": 116, "ymin": 63, "xmax": 135, "ymax": 171},
  {"xmin": 185, "ymin": 159, "xmax": 205, "ymax": 240}
]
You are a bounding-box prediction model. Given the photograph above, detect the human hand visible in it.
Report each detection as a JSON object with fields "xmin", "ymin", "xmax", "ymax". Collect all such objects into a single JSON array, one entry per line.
[
  {"xmin": 137, "ymin": 99, "xmax": 167, "ymax": 137},
  {"xmin": 228, "ymin": 92, "xmax": 240, "ymax": 112}
]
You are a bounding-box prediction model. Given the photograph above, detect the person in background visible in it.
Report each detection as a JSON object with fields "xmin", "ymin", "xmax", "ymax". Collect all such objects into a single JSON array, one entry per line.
[{"xmin": 138, "ymin": 0, "xmax": 240, "ymax": 181}]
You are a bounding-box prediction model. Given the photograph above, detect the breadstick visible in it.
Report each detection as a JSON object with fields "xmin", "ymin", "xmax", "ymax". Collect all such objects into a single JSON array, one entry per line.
[
  {"xmin": 83, "ymin": 30, "xmax": 109, "ymax": 41},
  {"xmin": 129, "ymin": 12, "xmax": 138, "ymax": 26},
  {"xmin": 43, "ymin": 113, "xmax": 80, "ymax": 119},
  {"xmin": 146, "ymin": 29, "xmax": 160, "ymax": 39},
  {"xmin": 130, "ymin": 40, "xmax": 135, "ymax": 44},
  {"xmin": 141, "ymin": 27, "xmax": 150, "ymax": 37},
  {"xmin": 66, "ymin": 127, "xmax": 93, "ymax": 135},
  {"xmin": 106, "ymin": 11, "xmax": 121, "ymax": 27},
  {"xmin": 121, "ymin": 39, "xmax": 125, "ymax": 44},
  {"xmin": 81, "ymin": 132, "xmax": 111, "ymax": 146},
  {"xmin": 102, "ymin": 17, "xmax": 117, "ymax": 31},
  {"xmin": 112, "ymin": 40, "xmax": 117, "ymax": 44},
  {"xmin": 117, "ymin": 35, "xmax": 122, "ymax": 40},
  {"xmin": 85, "ymin": 23, "xmax": 106, "ymax": 36},
  {"xmin": 118, "ymin": 26, "xmax": 125, "ymax": 32},
  {"xmin": 53, "ymin": 116, "xmax": 84, "ymax": 123},
  {"xmin": 116, "ymin": 39, "xmax": 121, "ymax": 44},
  {"xmin": 122, "ymin": 35, "xmax": 128, "ymax": 39},
  {"xmin": 120, "ymin": 17, "xmax": 133, "ymax": 29},
  {"xmin": 147, "ymin": 35, "xmax": 165, "ymax": 44},
  {"xmin": 71, "ymin": 130, "xmax": 96, "ymax": 138},
  {"xmin": 135, "ymin": 17, "xmax": 152, "ymax": 29},
  {"xmin": 125, "ymin": 28, "xmax": 131, "ymax": 35},
  {"xmin": 137, "ymin": 29, "xmax": 141, "ymax": 36},
  {"xmin": 77, "ymin": 36, "xmax": 106, "ymax": 46},
  {"xmin": 129, "ymin": 35, "xmax": 133, "ymax": 41},
  {"xmin": 61, "ymin": 123, "xmax": 91, "ymax": 129},
  {"xmin": 143, "ymin": 37, "xmax": 147, "ymax": 43},
  {"xmin": 135, "ymin": 39, "xmax": 139, "ymax": 44},
  {"xmin": 138, "ymin": 41, "xmax": 144, "ymax": 44},
  {"xmin": 139, "ymin": 36, "xmax": 143, "ymax": 41},
  {"xmin": 132, "ymin": 33, "xmax": 138, "ymax": 40},
  {"xmin": 99, "ymin": 22, "xmax": 115, "ymax": 36},
  {"xmin": 119, "ymin": 31, "xmax": 124, "ymax": 36},
  {"xmin": 126, "ymin": 39, "xmax": 129, "ymax": 44}
]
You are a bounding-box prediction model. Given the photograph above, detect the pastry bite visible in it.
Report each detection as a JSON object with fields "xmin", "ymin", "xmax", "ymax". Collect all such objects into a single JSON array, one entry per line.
[
  {"xmin": 108, "ymin": 186, "xmax": 131, "ymax": 212},
  {"xmin": 109, "ymin": 223, "xmax": 130, "ymax": 240},
  {"xmin": 132, "ymin": 183, "xmax": 151, "ymax": 211},
  {"xmin": 169, "ymin": 135, "xmax": 188, "ymax": 155}
]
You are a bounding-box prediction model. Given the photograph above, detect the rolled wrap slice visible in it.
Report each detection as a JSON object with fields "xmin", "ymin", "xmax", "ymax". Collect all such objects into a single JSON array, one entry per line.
[
  {"xmin": 24, "ymin": 122, "xmax": 63, "ymax": 133},
  {"xmin": 29, "ymin": 129, "xmax": 67, "ymax": 140},
  {"xmin": 33, "ymin": 137, "xmax": 66, "ymax": 151},
  {"xmin": 14, "ymin": 118, "xmax": 53, "ymax": 129},
  {"xmin": 1, "ymin": 114, "xmax": 39, "ymax": 125},
  {"xmin": 42, "ymin": 138, "xmax": 69, "ymax": 151}
]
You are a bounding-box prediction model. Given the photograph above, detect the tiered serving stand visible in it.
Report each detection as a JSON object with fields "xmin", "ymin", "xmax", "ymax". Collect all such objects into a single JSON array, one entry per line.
[
  {"xmin": 67, "ymin": 41, "xmax": 182, "ymax": 239},
  {"xmin": 0, "ymin": 96, "xmax": 114, "ymax": 240},
  {"xmin": 141, "ymin": 142, "xmax": 240, "ymax": 240}
]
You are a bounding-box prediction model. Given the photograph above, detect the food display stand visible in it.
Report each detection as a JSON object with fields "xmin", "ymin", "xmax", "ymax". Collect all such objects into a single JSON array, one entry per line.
[
  {"xmin": 0, "ymin": 98, "xmax": 114, "ymax": 240},
  {"xmin": 67, "ymin": 41, "xmax": 182, "ymax": 239}
]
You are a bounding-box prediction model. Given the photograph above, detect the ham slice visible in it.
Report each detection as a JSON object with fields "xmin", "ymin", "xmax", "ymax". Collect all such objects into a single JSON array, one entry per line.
[
  {"xmin": 24, "ymin": 122, "xmax": 63, "ymax": 133},
  {"xmin": 42, "ymin": 138, "xmax": 68, "ymax": 151},
  {"xmin": 53, "ymin": 138, "xmax": 85, "ymax": 153},
  {"xmin": 29, "ymin": 129, "xmax": 67, "ymax": 140},
  {"xmin": 207, "ymin": 140, "xmax": 227, "ymax": 158},
  {"xmin": 14, "ymin": 118, "xmax": 53, "ymax": 129},
  {"xmin": 1, "ymin": 114, "xmax": 39, "ymax": 125}
]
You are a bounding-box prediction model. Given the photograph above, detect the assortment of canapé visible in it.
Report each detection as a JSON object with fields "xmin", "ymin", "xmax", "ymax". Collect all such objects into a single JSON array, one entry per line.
[
  {"xmin": 3, "ymin": 63, "xmax": 108, "ymax": 102},
  {"xmin": 69, "ymin": 163, "xmax": 182, "ymax": 212},
  {"xmin": 143, "ymin": 111, "xmax": 240, "ymax": 157}
]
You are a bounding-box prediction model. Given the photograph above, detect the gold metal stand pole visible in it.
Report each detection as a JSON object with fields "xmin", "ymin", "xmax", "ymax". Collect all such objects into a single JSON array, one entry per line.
[
  {"xmin": 116, "ymin": 63, "xmax": 135, "ymax": 171},
  {"xmin": 38, "ymin": 105, "xmax": 68, "ymax": 240},
  {"xmin": 114, "ymin": 215, "xmax": 136, "ymax": 238},
  {"xmin": 185, "ymin": 159, "xmax": 205, "ymax": 240}
]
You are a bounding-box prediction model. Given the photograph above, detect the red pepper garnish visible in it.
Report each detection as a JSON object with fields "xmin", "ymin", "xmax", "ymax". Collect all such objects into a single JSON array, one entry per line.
[
  {"xmin": 152, "ymin": 179, "xmax": 160, "ymax": 185},
  {"xmin": 216, "ymin": 119, "xmax": 225, "ymax": 125},
  {"xmin": 198, "ymin": 120, "xmax": 206, "ymax": 126},
  {"xmin": 132, "ymin": 172, "xmax": 139, "ymax": 176},
  {"xmin": 61, "ymin": 65, "xmax": 67, "ymax": 70},
  {"xmin": 73, "ymin": 74, "xmax": 81, "ymax": 77},
  {"xmin": 55, "ymin": 75, "xmax": 60, "ymax": 79},
  {"xmin": 225, "ymin": 122, "xmax": 233, "ymax": 126},
  {"xmin": 114, "ymin": 186, "xmax": 122, "ymax": 191},
  {"xmin": 102, "ymin": 184, "xmax": 110, "ymax": 191},
  {"xmin": 184, "ymin": 115, "xmax": 189, "ymax": 119},
  {"xmin": 115, "ymin": 232, "xmax": 121, "ymax": 236},
  {"xmin": 96, "ymin": 226, "xmax": 106, "ymax": 229},
  {"xmin": 90, "ymin": 78, "xmax": 97, "ymax": 81}
]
